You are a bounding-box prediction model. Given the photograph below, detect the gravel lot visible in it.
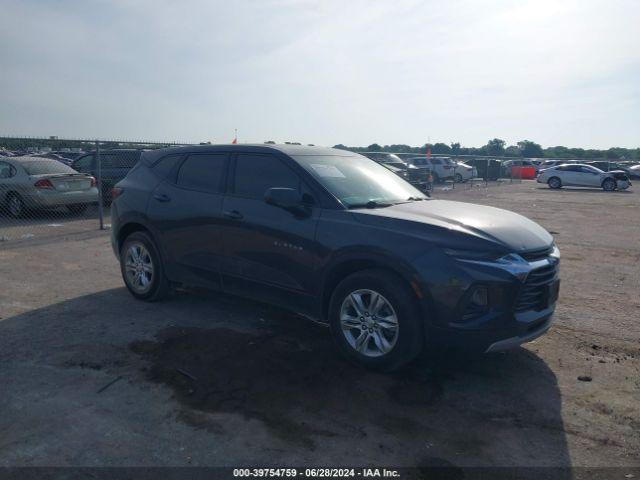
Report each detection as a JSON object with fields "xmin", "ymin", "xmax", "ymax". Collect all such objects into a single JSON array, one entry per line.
[{"xmin": 1, "ymin": 181, "xmax": 638, "ymax": 469}]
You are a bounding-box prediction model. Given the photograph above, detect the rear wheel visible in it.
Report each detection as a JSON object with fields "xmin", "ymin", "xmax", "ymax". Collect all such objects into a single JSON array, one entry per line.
[
  {"xmin": 67, "ymin": 204, "xmax": 87, "ymax": 215},
  {"xmin": 454, "ymin": 173, "xmax": 463, "ymax": 183},
  {"xmin": 329, "ymin": 269, "xmax": 424, "ymax": 371},
  {"xmin": 120, "ymin": 231, "xmax": 169, "ymax": 301},
  {"xmin": 548, "ymin": 177, "xmax": 562, "ymax": 189},
  {"xmin": 6, "ymin": 193, "xmax": 25, "ymax": 218},
  {"xmin": 602, "ymin": 178, "xmax": 616, "ymax": 191}
]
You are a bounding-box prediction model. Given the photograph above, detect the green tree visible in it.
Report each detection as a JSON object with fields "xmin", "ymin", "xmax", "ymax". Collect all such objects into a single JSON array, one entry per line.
[
  {"xmin": 484, "ymin": 138, "xmax": 506, "ymax": 156},
  {"xmin": 432, "ymin": 142, "xmax": 452, "ymax": 154},
  {"xmin": 517, "ymin": 140, "xmax": 544, "ymax": 158},
  {"xmin": 450, "ymin": 142, "xmax": 461, "ymax": 155},
  {"xmin": 367, "ymin": 143, "xmax": 382, "ymax": 152}
]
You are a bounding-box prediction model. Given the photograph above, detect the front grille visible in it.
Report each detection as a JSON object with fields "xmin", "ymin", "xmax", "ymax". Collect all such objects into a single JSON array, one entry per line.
[
  {"xmin": 515, "ymin": 262, "xmax": 558, "ymax": 312},
  {"xmin": 520, "ymin": 246, "xmax": 553, "ymax": 262}
]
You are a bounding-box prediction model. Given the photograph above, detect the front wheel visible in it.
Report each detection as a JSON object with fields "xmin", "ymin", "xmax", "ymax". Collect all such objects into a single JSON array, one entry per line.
[
  {"xmin": 328, "ymin": 269, "xmax": 424, "ymax": 371},
  {"xmin": 602, "ymin": 178, "xmax": 616, "ymax": 191},
  {"xmin": 548, "ymin": 177, "xmax": 562, "ymax": 189},
  {"xmin": 120, "ymin": 231, "xmax": 170, "ymax": 301}
]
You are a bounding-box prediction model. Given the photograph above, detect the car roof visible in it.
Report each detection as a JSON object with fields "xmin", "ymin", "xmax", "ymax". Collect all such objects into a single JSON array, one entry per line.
[{"xmin": 142, "ymin": 144, "xmax": 359, "ymax": 164}]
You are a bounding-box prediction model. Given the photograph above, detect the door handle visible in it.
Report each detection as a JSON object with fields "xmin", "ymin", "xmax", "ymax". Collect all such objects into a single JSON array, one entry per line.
[
  {"xmin": 153, "ymin": 193, "xmax": 171, "ymax": 202},
  {"xmin": 223, "ymin": 210, "xmax": 243, "ymax": 220}
]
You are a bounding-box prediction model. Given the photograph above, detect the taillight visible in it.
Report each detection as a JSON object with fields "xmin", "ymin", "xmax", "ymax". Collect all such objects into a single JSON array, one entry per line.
[
  {"xmin": 34, "ymin": 179, "xmax": 54, "ymax": 189},
  {"xmin": 89, "ymin": 176, "xmax": 97, "ymax": 187},
  {"xmin": 112, "ymin": 187, "xmax": 123, "ymax": 200}
]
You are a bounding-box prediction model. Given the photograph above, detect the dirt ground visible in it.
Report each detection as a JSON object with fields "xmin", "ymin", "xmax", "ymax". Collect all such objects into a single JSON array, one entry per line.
[{"xmin": 0, "ymin": 181, "xmax": 638, "ymax": 470}]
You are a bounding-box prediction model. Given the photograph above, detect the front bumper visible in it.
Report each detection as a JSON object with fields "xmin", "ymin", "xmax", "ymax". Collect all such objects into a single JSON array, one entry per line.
[
  {"xmin": 418, "ymin": 247, "xmax": 560, "ymax": 353},
  {"xmin": 485, "ymin": 314, "xmax": 553, "ymax": 352}
]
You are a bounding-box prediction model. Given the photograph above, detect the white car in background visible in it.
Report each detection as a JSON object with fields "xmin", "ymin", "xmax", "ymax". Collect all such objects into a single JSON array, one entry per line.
[
  {"xmin": 406, "ymin": 157, "xmax": 476, "ymax": 182},
  {"xmin": 537, "ymin": 164, "xmax": 631, "ymax": 191},
  {"xmin": 453, "ymin": 161, "xmax": 477, "ymax": 182}
]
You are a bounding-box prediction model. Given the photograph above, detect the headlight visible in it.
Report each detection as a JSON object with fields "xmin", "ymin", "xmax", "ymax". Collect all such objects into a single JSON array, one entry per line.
[{"xmin": 550, "ymin": 244, "xmax": 560, "ymax": 259}]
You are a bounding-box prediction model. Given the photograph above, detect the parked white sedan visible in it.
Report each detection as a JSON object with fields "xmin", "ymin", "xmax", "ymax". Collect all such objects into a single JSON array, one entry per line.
[{"xmin": 537, "ymin": 164, "xmax": 631, "ymax": 191}]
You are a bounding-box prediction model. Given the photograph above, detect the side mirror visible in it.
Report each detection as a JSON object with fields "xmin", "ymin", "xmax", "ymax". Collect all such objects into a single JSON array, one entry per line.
[{"xmin": 264, "ymin": 187, "xmax": 312, "ymax": 216}]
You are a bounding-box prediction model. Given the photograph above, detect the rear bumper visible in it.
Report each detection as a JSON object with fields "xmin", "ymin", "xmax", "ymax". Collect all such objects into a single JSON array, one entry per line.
[{"xmin": 25, "ymin": 188, "xmax": 99, "ymax": 207}]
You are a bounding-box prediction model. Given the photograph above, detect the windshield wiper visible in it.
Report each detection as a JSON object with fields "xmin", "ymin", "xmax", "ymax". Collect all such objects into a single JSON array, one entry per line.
[
  {"xmin": 348, "ymin": 200, "xmax": 394, "ymax": 209},
  {"xmin": 406, "ymin": 196, "xmax": 426, "ymax": 201}
]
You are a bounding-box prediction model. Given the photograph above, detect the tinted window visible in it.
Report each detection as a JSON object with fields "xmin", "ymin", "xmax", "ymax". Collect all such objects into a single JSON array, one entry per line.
[
  {"xmin": 0, "ymin": 161, "xmax": 16, "ymax": 178},
  {"xmin": 177, "ymin": 154, "xmax": 227, "ymax": 193},
  {"xmin": 431, "ymin": 159, "xmax": 442, "ymax": 164},
  {"xmin": 74, "ymin": 154, "xmax": 93, "ymax": 170},
  {"xmin": 97, "ymin": 153, "xmax": 114, "ymax": 169},
  {"xmin": 152, "ymin": 154, "xmax": 183, "ymax": 179},
  {"xmin": 233, "ymin": 154, "xmax": 300, "ymax": 199},
  {"xmin": 112, "ymin": 151, "xmax": 139, "ymax": 168}
]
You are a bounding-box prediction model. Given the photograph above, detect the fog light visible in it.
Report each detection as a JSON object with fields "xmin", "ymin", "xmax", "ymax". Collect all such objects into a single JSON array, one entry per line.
[{"xmin": 471, "ymin": 287, "xmax": 489, "ymax": 307}]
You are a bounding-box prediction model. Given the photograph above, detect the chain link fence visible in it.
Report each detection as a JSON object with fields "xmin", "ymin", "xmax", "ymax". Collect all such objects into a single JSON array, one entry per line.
[
  {"xmin": 0, "ymin": 137, "xmax": 192, "ymax": 244},
  {"xmin": 1, "ymin": 138, "xmax": 597, "ymax": 244}
]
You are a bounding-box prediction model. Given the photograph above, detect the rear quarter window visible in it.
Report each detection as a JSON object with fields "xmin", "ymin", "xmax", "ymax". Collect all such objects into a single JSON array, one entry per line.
[
  {"xmin": 176, "ymin": 154, "xmax": 228, "ymax": 193},
  {"xmin": 152, "ymin": 154, "xmax": 184, "ymax": 179}
]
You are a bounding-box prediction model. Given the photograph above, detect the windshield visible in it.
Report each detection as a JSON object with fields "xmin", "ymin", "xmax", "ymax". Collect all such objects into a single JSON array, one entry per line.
[
  {"xmin": 294, "ymin": 155, "xmax": 426, "ymax": 208},
  {"xmin": 21, "ymin": 160, "xmax": 78, "ymax": 175}
]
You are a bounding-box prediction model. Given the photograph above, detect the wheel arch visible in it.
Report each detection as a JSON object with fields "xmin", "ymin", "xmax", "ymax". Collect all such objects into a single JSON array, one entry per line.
[{"xmin": 320, "ymin": 251, "xmax": 426, "ymax": 323}]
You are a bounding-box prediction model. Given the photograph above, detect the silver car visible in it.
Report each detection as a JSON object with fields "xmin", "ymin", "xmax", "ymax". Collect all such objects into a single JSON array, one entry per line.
[
  {"xmin": 0, "ymin": 157, "xmax": 99, "ymax": 217},
  {"xmin": 537, "ymin": 163, "xmax": 631, "ymax": 191}
]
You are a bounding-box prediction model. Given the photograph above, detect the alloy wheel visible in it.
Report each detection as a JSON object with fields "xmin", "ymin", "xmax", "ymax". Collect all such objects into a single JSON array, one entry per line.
[
  {"xmin": 339, "ymin": 289, "xmax": 399, "ymax": 357},
  {"xmin": 124, "ymin": 242, "xmax": 154, "ymax": 294},
  {"xmin": 8, "ymin": 196, "xmax": 23, "ymax": 217}
]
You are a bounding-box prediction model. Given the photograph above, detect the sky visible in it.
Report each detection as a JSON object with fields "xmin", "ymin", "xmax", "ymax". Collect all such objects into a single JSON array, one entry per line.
[{"xmin": 0, "ymin": 0, "xmax": 638, "ymax": 149}]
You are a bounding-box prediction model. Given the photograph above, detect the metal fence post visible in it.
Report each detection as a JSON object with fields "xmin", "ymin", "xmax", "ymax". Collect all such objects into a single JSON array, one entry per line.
[{"xmin": 96, "ymin": 140, "xmax": 104, "ymax": 230}]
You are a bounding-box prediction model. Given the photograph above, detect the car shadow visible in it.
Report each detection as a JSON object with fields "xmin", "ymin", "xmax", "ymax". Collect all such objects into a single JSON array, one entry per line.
[
  {"xmin": 0, "ymin": 287, "xmax": 571, "ymax": 471},
  {"xmin": 535, "ymin": 186, "xmax": 633, "ymax": 194}
]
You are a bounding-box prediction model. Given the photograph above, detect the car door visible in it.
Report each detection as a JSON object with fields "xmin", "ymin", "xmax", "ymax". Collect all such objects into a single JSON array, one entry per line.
[
  {"xmin": 558, "ymin": 165, "xmax": 581, "ymax": 185},
  {"xmin": 220, "ymin": 152, "xmax": 321, "ymax": 313},
  {"xmin": 147, "ymin": 152, "xmax": 228, "ymax": 289},
  {"xmin": 579, "ymin": 165, "xmax": 603, "ymax": 187}
]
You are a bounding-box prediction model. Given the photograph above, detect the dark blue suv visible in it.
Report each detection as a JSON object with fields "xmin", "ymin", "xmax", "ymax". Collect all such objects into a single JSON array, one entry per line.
[{"xmin": 110, "ymin": 144, "xmax": 560, "ymax": 370}]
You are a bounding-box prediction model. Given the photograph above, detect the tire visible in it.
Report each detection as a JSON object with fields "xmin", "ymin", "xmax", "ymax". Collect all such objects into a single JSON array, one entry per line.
[
  {"xmin": 602, "ymin": 178, "xmax": 616, "ymax": 191},
  {"xmin": 454, "ymin": 173, "xmax": 463, "ymax": 183},
  {"xmin": 67, "ymin": 204, "xmax": 87, "ymax": 215},
  {"xmin": 120, "ymin": 231, "xmax": 170, "ymax": 302},
  {"xmin": 548, "ymin": 177, "xmax": 562, "ymax": 189},
  {"xmin": 6, "ymin": 193, "xmax": 25, "ymax": 218},
  {"xmin": 328, "ymin": 268, "xmax": 424, "ymax": 371}
]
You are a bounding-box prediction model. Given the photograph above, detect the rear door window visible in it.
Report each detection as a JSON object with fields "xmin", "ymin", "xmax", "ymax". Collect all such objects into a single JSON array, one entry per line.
[{"xmin": 177, "ymin": 153, "xmax": 228, "ymax": 193}]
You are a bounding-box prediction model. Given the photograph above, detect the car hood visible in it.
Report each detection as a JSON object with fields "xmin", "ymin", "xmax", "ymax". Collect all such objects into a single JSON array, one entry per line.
[{"xmin": 351, "ymin": 199, "xmax": 553, "ymax": 252}]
